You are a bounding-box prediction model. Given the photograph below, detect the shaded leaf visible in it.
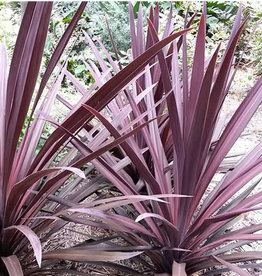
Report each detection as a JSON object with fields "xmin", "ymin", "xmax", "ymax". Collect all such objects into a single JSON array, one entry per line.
[
  {"xmin": 1, "ymin": 255, "xmax": 23, "ymax": 276},
  {"xmin": 43, "ymin": 249, "xmax": 142, "ymax": 262},
  {"xmin": 4, "ymin": 225, "xmax": 42, "ymax": 267}
]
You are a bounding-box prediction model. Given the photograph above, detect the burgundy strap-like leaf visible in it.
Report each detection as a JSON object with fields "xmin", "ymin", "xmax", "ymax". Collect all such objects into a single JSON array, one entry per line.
[
  {"xmin": 136, "ymin": 213, "xmax": 180, "ymax": 240},
  {"xmin": 147, "ymin": 19, "xmax": 185, "ymax": 193},
  {"xmin": 4, "ymin": 225, "xmax": 42, "ymax": 267},
  {"xmin": 187, "ymin": 20, "xmax": 250, "ymax": 224},
  {"xmin": 213, "ymin": 255, "xmax": 251, "ymax": 276},
  {"xmin": 66, "ymin": 207, "xmax": 154, "ymax": 237},
  {"xmin": 44, "ymin": 248, "xmax": 142, "ymax": 262},
  {"xmin": 0, "ymin": 41, "xmax": 8, "ymax": 216},
  {"xmin": 6, "ymin": 166, "xmax": 85, "ymax": 224},
  {"xmin": 186, "ymin": 14, "xmax": 206, "ymax": 140},
  {"xmin": 1, "ymin": 255, "xmax": 24, "ymax": 276},
  {"xmin": 187, "ymin": 252, "xmax": 262, "ymax": 274},
  {"xmin": 129, "ymin": 2, "xmax": 138, "ymax": 59},
  {"xmin": 1, "ymin": 255, "xmax": 23, "ymax": 276},
  {"xmin": 3, "ymin": 2, "xmax": 52, "ymax": 215},
  {"xmin": 137, "ymin": 3, "xmax": 144, "ymax": 57},
  {"xmin": 180, "ymin": 45, "xmax": 221, "ymax": 230},
  {"xmin": 13, "ymin": 66, "xmax": 67, "ymax": 185}
]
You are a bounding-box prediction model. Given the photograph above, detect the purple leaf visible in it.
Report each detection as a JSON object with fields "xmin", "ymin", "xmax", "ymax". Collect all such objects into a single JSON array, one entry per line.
[
  {"xmin": 4, "ymin": 225, "xmax": 42, "ymax": 267},
  {"xmin": 1, "ymin": 255, "xmax": 23, "ymax": 276},
  {"xmin": 44, "ymin": 248, "xmax": 142, "ymax": 262},
  {"xmin": 213, "ymin": 255, "xmax": 251, "ymax": 276}
]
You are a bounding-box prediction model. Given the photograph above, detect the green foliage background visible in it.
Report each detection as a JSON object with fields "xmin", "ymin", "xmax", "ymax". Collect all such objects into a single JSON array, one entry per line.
[{"xmin": 1, "ymin": 1, "xmax": 262, "ymax": 75}]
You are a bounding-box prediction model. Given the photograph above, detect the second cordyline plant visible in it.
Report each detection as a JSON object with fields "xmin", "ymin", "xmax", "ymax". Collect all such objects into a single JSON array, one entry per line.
[{"xmin": 1, "ymin": 2, "xmax": 262, "ymax": 276}]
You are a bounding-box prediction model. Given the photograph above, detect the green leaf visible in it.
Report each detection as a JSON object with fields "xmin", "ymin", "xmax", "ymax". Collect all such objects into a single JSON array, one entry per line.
[{"xmin": 62, "ymin": 18, "xmax": 71, "ymax": 24}]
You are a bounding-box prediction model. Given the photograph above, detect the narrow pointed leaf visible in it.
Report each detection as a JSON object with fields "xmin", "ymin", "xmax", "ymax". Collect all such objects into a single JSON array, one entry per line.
[
  {"xmin": 4, "ymin": 225, "xmax": 42, "ymax": 267},
  {"xmin": 1, "ymin": 255, "xmax": 23, "ymax": 276},
  {"xmin": 44, "ymin": 249, "xmax": 142, "ymax": 262},
  {"xmin": 213, "ymin": 255, "xmax": 251, "ymax": 276}
]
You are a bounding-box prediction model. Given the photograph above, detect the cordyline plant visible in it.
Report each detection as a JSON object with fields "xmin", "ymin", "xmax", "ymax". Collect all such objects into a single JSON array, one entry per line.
[
  {"xmin": 31, "ymin": 3, "xmax": 262, "ymax": 276},
  {"xmin": 2, "ymin": 1, "xmax": 262, "ymax": 276},
  {"xmin": 0, "ymin": 2, "xmax": 95, "ymax": 274},
  {"xmin": 0, "ymin": 2, "xmax": 192, "ymax": 275}
]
